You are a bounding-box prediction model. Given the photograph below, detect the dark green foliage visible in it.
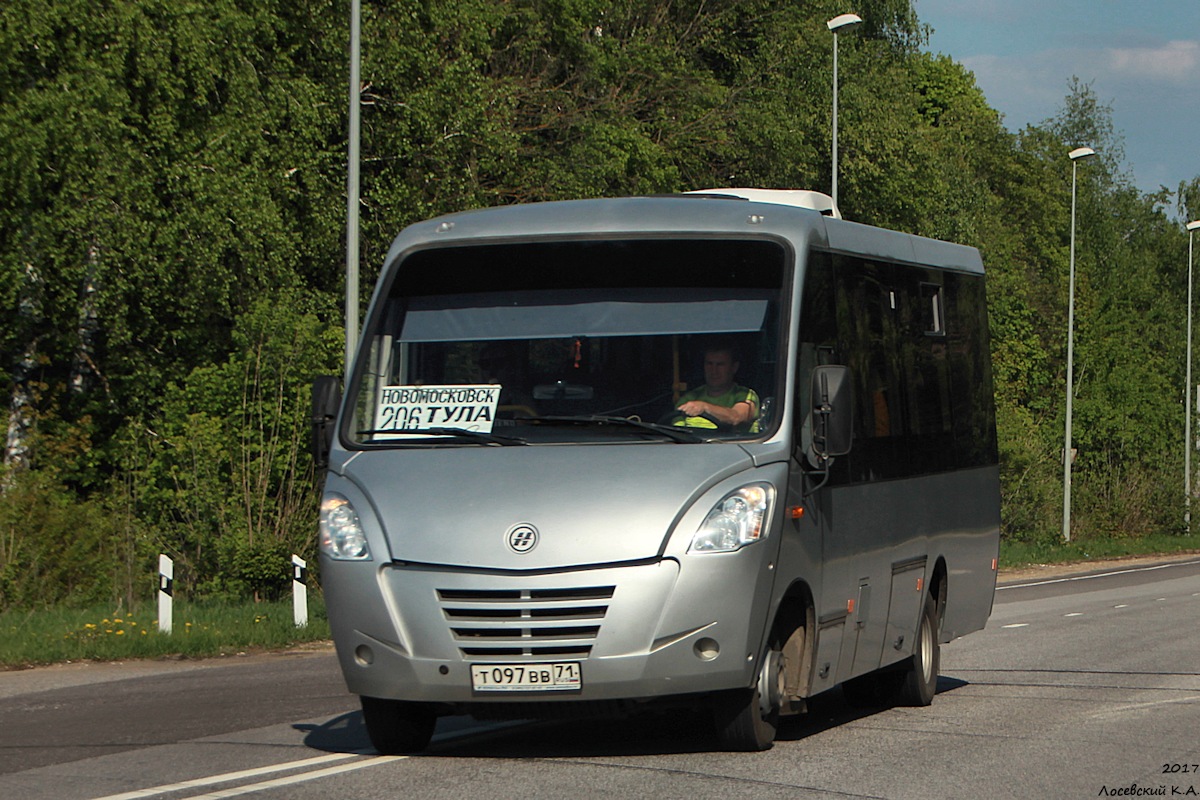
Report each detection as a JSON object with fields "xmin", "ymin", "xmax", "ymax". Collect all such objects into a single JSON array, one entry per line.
[
  {"xmin": 1, "ymin": 1, "xmax": 1198, "ymax": 608},
  {"xmin": 0, "ymin": 469, "xmax": 152, "ymax": 608},
  {"xmin": 224, "ymin": 538, "xmax": 293, "ymax": 601}
]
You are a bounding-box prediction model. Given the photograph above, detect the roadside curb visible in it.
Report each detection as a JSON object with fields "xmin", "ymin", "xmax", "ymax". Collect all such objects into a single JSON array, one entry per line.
[{"xmin": 998, "ymin": 551, "xmax": 1200, "ymax": 586}]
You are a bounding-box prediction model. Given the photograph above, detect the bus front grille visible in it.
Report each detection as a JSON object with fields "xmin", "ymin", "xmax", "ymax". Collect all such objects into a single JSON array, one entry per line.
[{"xmin": 437, "ymin": 586, "xmax": 614, "ymax": 659}]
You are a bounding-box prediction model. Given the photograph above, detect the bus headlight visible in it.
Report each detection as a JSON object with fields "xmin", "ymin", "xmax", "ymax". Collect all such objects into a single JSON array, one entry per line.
[
  {"xmin": 319, "ymin": 494, "xmax": 371, "ymax": 560},
  {"xmin": 689, "ymin": 483, "xmax": 774, "ymax": 553}
]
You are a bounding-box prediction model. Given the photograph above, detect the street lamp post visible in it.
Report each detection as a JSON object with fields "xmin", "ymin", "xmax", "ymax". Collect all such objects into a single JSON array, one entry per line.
[
  {"xmin": 1186, "ymin": 219, "xmax": 1200, "ymax": 530},
  {"xmin": 827, "ymin": 13, "xmax": 862, "ymax": 213},
  {"xmin": 1062, "ymin": 146, "xmax": 1096, "ymax": 543},
  {"xmin": 344, "ymin": 0, "xmax": 362, "ymax": 383}
]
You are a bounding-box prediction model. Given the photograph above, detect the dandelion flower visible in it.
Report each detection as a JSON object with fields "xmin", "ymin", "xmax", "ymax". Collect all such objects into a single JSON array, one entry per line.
[{"xmin": 115, "ymin": 630, "xmax": 125, "ymax": 635}]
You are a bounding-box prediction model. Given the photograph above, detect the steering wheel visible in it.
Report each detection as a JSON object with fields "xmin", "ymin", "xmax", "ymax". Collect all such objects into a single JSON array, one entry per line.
[
  {"xmin": 657, "ymin": 409, "xmax": 687, "ymax": 426},
  {"xmin": 657, "ymin": 409, "xmax": 732, "ymax": 431}
]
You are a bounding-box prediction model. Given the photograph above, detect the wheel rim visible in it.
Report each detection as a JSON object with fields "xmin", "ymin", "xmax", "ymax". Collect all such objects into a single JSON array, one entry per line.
[
  {"xmin": 757, "ymin": 649, "xmax": 783, "ymax": 718},
  {"xmin": 919, "ymin": 612, "xmax": 934, "ymax": 684}
]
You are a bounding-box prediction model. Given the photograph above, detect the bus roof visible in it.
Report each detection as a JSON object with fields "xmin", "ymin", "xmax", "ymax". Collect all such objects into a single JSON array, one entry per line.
[{"xmin": 382, "ymin": 191, "xmax": 983, "ymax": 276}]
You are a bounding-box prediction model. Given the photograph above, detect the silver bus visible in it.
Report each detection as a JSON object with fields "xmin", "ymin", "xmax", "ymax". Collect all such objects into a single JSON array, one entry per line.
[{"xmin": 312, "ymin": 189, "xmax": 1000, "ymax": 753}]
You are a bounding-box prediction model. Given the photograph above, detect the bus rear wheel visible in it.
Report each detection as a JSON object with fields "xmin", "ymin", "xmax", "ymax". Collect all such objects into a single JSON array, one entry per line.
[
  {"xmin": 360, "ymin": 696, "xmax": 436, "ymax": 754},
  {"xmin": 897, "ymin": 593, "xmax": 940, "ymax": 706}
]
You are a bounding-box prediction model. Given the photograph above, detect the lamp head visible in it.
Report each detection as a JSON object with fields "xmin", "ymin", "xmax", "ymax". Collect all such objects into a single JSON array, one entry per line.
[
  {"xmin": 1069, "ymin": 146, "xmax": 1097, "ymax": 161},
  {"xmin": 1187, "ymin": 220, "xmax": 1200, "ymax": 232},
  {"xmin": 827, "ymin": 13, "xmax": 863, "ymax": 32}
]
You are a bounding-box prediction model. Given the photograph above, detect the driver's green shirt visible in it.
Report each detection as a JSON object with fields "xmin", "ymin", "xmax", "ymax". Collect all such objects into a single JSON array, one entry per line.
[{"xmin": 675, "ymin": 385, "xmax": 760, "ymax": 432}]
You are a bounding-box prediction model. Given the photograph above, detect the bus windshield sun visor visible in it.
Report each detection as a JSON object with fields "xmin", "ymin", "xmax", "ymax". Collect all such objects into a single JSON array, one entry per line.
[{"xmin": 398, "ymin": 292, "xmax": 770, "ymax": 342}]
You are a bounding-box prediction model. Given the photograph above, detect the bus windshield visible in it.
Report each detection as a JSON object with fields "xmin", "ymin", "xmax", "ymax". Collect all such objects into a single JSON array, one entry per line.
[{"xmin": 348, "ymin": 238, "xmax": 788, "ymax": 445}]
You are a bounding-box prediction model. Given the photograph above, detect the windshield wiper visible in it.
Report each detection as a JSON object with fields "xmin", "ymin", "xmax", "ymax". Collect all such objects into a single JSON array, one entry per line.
[
  {"xmin": 531, "ymin": 415, "xmax": 706, "ymax": 443},
  {"xmin": 357, "ymin": 427, "xmax": 527, "ymax": 446}
]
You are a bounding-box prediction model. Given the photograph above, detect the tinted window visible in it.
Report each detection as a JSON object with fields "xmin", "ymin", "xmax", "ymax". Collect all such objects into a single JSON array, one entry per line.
[
  {"xmin": 348, "ymin": 238, "xmax": 790, "ymax": 445},
  {"xmin": 799, "ymin": 250, "xmax": 996, "ymax": 483}
]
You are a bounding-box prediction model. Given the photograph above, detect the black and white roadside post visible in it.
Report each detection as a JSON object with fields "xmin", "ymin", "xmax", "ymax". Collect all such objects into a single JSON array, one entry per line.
[
  {"xmin": 158, "ymin": 554, "xmax": 173, "ymax": 634},
  {"xmin": 292, "ymin": 554, "xmax": 308, "ymax": 628}
]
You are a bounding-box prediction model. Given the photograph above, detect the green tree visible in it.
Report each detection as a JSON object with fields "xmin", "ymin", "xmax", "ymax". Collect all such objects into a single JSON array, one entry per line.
[
  {"xmin": 3, "ymin": 0, "xmax": 1198, "ymax": 606},
  {"xmin": 135, "ymin": 291, "xmax": 341, "ymax": 598},
  {"xmin": 0, "ymin": 0, "xmax": 347, "ymax": 481}
]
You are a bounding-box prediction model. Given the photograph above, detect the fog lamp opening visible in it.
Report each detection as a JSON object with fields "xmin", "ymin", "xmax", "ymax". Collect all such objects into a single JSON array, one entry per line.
[{"xmin": 694, "ymin": 637, "xmax": 720, "ymax": 661}]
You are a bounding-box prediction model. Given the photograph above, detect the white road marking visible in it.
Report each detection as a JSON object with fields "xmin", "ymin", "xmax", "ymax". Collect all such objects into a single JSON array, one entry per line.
[
  {"xmin": 1088, "ymin": 693, "xmax": 1200, "ymax": 721},
  {"xmin": 998, "ymin": 558, "xmax": 1200, "ymax": 590},
  {"xmin": 91, "ymin": 711, "xmax": 524, "ymax": 799},
  {"xmin": 91, "ymin": 753, "xmax": 362, "ymax": 800},
  {"xmin": 1064, "ymin": 612, "xmax": 1083, "ymax": 617},
  {"xmin": 1001, "ymin": 623, "xmax": 1029, "ymax": 628},
  {"xmin": 180, "ymin": 756, "xmax": 407, "ymax": 799}
]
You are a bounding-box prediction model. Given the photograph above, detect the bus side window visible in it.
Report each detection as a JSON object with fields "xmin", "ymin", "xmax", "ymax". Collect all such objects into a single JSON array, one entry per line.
[{"xmin": 798, "ymin": 253, "xmax": 837, "ymax": 453}]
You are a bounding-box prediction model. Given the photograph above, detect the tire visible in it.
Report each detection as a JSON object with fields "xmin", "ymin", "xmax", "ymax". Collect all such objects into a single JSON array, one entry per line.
[
  {"xmin": 896, "ymin": 592, "xmax": 940, "ymax": 706},
  {"xmin": 712, "ymin": 649, "xmax": 782, "ymax": 751},
  {"xmin": 360, "ymin": 696, "xmax": 436, "ymax": 754}
]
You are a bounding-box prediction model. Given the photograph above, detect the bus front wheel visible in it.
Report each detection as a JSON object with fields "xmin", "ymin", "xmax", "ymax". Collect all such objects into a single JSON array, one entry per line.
[
  {"xmin": 360, "ymin": 696, "xmax": 436, "ymax": 754},
  {"xmin": 712, "ymin": 648, "xmax": 782, "ymax": 751}
]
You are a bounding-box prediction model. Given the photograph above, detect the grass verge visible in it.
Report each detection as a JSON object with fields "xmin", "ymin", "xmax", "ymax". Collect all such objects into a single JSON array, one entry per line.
[
  {"xmin": 0, "ymin": 595, "xmax": 331, "ymax": 669},
  {"xmin": 5, "ymin": 536, "xmax": 1200, "ymax": 670},
  {"xmin": 1000, "ymin": 532, "xmax": 1200, "ymax": 570}
]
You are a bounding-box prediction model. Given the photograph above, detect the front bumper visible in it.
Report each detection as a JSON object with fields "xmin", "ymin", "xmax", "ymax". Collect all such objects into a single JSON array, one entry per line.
[{"xmin": 322, "ymin": 547, "xmax": 774, "ymax": 706}]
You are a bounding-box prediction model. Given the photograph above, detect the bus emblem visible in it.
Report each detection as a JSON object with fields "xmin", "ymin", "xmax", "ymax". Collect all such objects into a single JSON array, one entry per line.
[{"xmin": 506, "ymin": 524, "xmax": 539, "ymax": 553}]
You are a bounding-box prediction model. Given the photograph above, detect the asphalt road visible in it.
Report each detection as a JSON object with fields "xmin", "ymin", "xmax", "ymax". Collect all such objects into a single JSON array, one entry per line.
[{"xmin": 2, "ymin": 556, "xmax": 1199, "ymax": 800}]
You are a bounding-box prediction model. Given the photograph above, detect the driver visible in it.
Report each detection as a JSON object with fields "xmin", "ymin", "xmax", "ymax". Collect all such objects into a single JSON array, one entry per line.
[{"xmin": 675, "ymin": 346, "xmax": 759, "ymax": 432}]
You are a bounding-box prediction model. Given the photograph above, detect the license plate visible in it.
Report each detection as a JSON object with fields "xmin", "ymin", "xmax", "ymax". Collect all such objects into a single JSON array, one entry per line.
[{"xmin": 471, "ymin": 662, "xmax": 582, "ymax": 692}]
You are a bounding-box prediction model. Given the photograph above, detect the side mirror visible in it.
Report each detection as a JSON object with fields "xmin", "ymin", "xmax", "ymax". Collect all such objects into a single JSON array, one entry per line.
[
  {"xmin": 311, "ymin": 375, "xmax": 342, "ymax": 471},
  {"xmin": 810, "ymin": 365, "xmax": 852, "ymax": 462}
]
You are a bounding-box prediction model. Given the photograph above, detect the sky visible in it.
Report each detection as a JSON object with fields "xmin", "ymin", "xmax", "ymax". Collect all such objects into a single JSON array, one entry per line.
[{"xmin": 913, "ymin": 0, "xmax": 1200, "ymax": 203}]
